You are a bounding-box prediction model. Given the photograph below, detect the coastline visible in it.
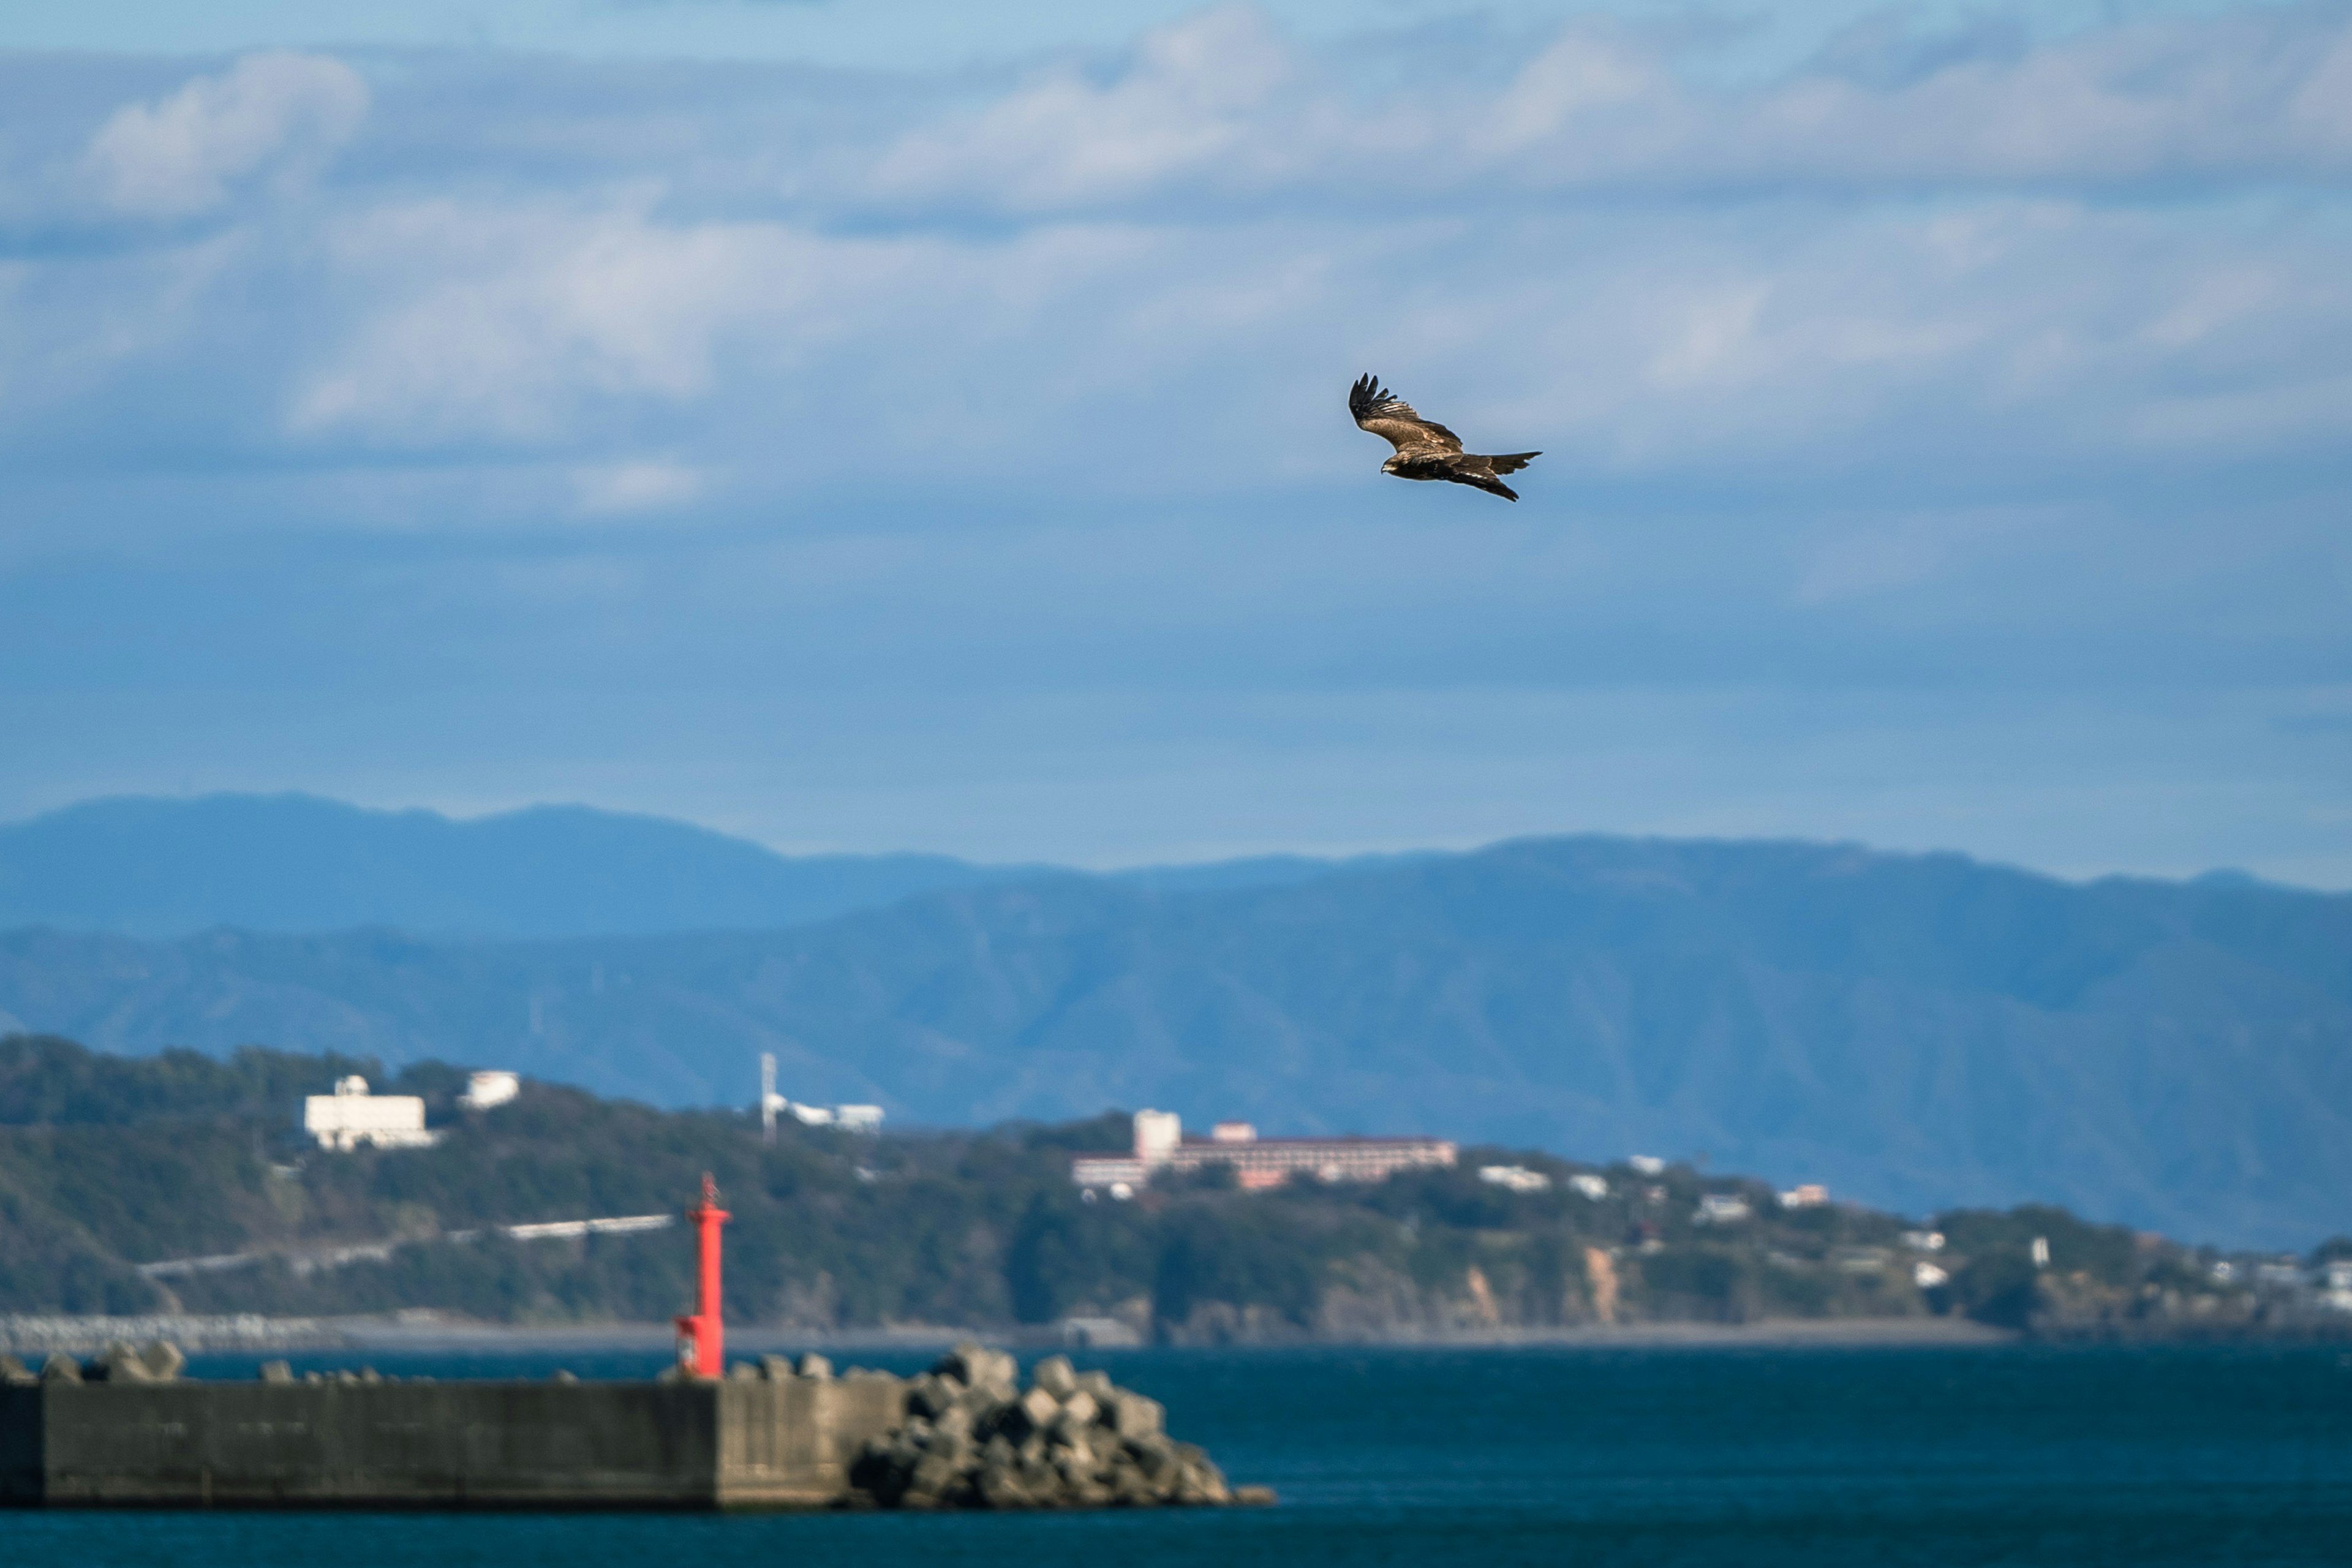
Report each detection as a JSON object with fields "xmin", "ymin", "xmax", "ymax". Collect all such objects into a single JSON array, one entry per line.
[{"xmin": 5, "ymin": 1311, "xmax": 2019, "ymax": 1356}]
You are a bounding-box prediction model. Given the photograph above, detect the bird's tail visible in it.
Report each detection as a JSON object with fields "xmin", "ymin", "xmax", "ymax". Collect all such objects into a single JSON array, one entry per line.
[{"xmin": 1484, "ymin": 451, "xmax": 1540, "ymax": 476}]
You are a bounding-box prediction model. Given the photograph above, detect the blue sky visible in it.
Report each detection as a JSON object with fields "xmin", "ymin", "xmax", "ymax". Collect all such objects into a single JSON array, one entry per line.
[{"xmin": 1, "ymin": 1, "xmax": 2347, "ymax": 883}]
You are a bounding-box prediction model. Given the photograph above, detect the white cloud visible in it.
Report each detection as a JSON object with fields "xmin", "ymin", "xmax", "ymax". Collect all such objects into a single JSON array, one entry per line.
[
  {"xmin": 572, "ymin": 459, "xmax": 704, "ymax": 514},
  {"xmin": 1483, "ymin": 29, "xmax": 1665, "ymax": 150},
  {"xmin": 870, "ymin": 6, "xmax": 1300, "ymax": 210},
  {"xmin": 1793, "ymin": 507, "xmax": 2052, "ymax": 606},
  {"xmin": 1643, "ymin": 283, "xmax": 1773, "ymax": 391},
  {"xmin": 288, "ymin": 197, "xmax": 804, "ymax": 441},
  {"xmin": 281, "ymin": 190, "xmax": 1183, "ymax": 456},
  {"xmin": 83, "ymin": 51, "xmax": 368, "ymax": 219}
]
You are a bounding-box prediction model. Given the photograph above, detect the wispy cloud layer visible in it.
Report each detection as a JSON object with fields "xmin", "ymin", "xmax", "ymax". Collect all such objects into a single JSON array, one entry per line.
[
  {"xmin": 83, "ymin": 50, "xmax": 367, "ymax": 218},
  {"xmin": 3, "ymin": 6, "xmax": 2347, "ymax": 497},
  {"xmin": 861, "ymin": 6, "xmax": 2352, "ymax": 209}
]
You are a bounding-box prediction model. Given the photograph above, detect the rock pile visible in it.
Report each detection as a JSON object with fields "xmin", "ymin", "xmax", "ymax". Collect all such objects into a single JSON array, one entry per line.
[
  {"xmin": 0, "ymin": 1340, "xmax": 186, "ymax": 1385},
  {"xmin": 848, "ymin": 1346, "xmax": 1265, "ymax": 1510}
]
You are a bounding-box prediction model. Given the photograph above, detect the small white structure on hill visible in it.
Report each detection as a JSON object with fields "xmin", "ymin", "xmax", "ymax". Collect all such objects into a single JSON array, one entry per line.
[
  {"xmin": 756, "ymin": 1055, "xmax": 883, "ymax": 1136},
  {"xmin": 760, "ymin": 1054, "xmax": 785, "ymax": 1144},
  {"xmin": 303, "ymin": 1076, "xmax": 438, "ymax": 1152},
  {"xmin": 1479, "ymin": 1164, "xmax": 1552, "ymax": 1193},
  {"xmin": 793, "ymin": 1101, "xmax": 884, "ymax": 1132},
  {"xmin": 460, "ymin": 1070, "xmax": 519, "ymax": 1110}
]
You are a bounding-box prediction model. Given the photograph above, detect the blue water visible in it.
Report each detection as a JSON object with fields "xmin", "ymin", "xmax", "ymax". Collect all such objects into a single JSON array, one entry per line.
[{"xmin": 10, "ymin": 1343, "xmax": 2351, "ymax": 1566}]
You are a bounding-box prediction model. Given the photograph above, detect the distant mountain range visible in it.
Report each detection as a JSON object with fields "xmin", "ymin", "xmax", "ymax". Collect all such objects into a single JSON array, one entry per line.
[
  {"xmin": 0, "ymin": 794, "xmax": 1412, "ymax": 939},
  {"xmin": 0, "ymin": 794, "xmax": 1043, "ymax": 938},
  {"xmin": 0, "ymin": 799, "xmax": 2346, "ymax": 1249}
]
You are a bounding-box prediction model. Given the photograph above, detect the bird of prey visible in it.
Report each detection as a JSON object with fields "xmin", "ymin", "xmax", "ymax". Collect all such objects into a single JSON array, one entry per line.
[{"xmin": 1349, "ymin": 374, "xmax": 1539, "ymax": 501}]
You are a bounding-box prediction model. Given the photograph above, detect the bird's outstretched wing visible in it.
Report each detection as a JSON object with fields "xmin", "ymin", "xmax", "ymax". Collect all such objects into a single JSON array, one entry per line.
[
  {"xmin": 1434, "ymin": 455, "xmax": 1531, "ymax": 502},
  {"xmin": 1349, "ymin": 373, "xmax": 1462, "ymax": 454}
]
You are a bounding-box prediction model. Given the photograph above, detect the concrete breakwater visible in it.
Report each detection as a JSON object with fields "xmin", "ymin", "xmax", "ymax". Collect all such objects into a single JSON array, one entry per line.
[{"xmin": 0, "ymin": 1340, "xmax": 1264, "ymax": 1511}]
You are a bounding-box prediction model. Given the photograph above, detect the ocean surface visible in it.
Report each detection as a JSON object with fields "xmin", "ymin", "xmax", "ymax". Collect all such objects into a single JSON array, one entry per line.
[{"xmin": 10, "ymin": 1342, "xmax": 2351, "ymax": 1567}]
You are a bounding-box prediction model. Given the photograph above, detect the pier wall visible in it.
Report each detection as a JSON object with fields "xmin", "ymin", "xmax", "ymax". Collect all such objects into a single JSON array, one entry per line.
[{"xmin": 0, "ymin": 1376, "xmax": 907, "ymax": 1510}]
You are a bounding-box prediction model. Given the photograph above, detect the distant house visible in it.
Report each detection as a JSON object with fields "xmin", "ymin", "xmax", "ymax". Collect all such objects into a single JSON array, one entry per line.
[
  {"xmin": 1479, "ymin": 1164, "xmax": 1551, "ymax": 1194},
  {"xmin": 459, "ymin": 1070, "xmax": 519, "ymax": 1110},
  {"xmin": 1777, "ymin": 1183, "xmax": 1829, "ymax": 1209},
  {"xmin": 1901, "ymin": 1229, "xmax": 1947, "ymax": 1253},
  {"xmin": 1627, "ymin": 1155, "xmax": 1667, "ymax": 1176},
  {"xmin": 755, "ymin": 1052, "xmax": 885, "ymax": 1136},
  {"xmin": 1071, "ymin": 1154, "xmax": 1151, "ymax": 1191},
  {"xmin": 1913, "ymin": 1261, "xmax": 1950, "ymax": 1289},
  {"xmin": 782, "ymin": 1101, "xmax": 884, "ymax": 1131},
  {"xmin": 2255, "ymin": 1259, "xmax": 2303, "ymax": 1289},
  {"xmin": 1072, "ymin": 1110, "xmax": 1455, "ymax": 1193},
  {"xmin": 1568, "ymin": 1173, "xmax": 1610, "ymax": 1202},
  {"xmin": 303, "ymin": 1076, "xmax": 438, "ymax": 1152},
  {"xmin": 1695, "ymin": 1193, "xmax": 1752, "ymax": 1225}
]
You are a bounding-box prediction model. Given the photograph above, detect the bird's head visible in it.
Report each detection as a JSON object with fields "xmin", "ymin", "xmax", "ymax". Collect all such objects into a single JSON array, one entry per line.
[{"xmin": 1380, "ymin": 454, "xmax": 1404, "ymax": 475}]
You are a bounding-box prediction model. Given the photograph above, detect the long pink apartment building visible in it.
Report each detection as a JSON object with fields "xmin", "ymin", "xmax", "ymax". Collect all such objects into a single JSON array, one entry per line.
[{"xmin": 1071, "ymin": 1109, "xmax": 1457, "ymax": 1193}]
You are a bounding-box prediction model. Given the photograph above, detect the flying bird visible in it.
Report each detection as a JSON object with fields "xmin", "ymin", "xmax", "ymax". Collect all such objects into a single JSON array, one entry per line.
[{"xmin": 1349, "ymin": 374, "xmax": 1539, "ymax": 501}]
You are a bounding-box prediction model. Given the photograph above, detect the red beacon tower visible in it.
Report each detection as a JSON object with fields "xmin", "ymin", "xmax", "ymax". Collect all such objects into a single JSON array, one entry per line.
[{"xmin": 673, "ymin": 1172, "xmax": 731, "ymax": 1378}]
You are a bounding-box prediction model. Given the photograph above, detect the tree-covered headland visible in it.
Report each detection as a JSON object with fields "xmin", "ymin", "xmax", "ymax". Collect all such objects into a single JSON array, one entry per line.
[{"xmin": 0, "ymin": 1035, "xmax": 2326, "ymax": 1339}]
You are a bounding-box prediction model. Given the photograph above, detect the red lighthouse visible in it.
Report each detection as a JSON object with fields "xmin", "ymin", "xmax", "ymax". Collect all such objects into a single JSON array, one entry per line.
[{"xmin": 673, "ymin": 1172, "xmax": 731, "ymax": 1378}]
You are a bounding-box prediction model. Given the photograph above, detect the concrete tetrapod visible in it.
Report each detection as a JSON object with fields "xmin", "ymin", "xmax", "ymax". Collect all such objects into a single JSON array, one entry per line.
[{"xmin": 846, "ymin": 1346, "xmax": 1275, "ymax": 1510}]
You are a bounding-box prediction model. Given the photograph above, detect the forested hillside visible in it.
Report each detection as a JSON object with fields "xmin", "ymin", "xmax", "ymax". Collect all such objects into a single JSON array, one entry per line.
[
  {"xmin": 3, "ymin": 837, "xmax": 2347, "ymax": 1245},
  {"xmin": 0, "ymin": 1037, "xmax": 2313, "ymax": 1341}
]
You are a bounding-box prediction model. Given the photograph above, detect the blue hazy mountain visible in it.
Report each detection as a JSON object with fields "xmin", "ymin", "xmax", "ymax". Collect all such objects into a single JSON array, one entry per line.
[
  {"xmin": 0, "ymin": 794, "xmax": 1407, "ymax": 938},
  {"xmin": 0, "ymin": 794, "xmax": 1057, "ymax": 938},
  {"xmin": 1, "ymin": 832, "xmax": 2345, "ymax": 1248}
]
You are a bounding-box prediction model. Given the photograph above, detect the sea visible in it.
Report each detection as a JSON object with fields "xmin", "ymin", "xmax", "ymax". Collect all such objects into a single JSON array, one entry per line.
[{"xmin": 9, "ymin": 1341, "xmax": 2351, "ymax": 1567}]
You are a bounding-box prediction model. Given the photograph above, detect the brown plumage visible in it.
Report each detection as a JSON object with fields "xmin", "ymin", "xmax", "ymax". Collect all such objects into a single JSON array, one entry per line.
[{"xmin": 1349, "ymin": 373, "xmax": 1539, "ymax": 501}]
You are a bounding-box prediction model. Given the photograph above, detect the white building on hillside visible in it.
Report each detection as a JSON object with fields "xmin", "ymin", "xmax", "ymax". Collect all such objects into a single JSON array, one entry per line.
[
  {"xmin": 755, "ymin": 1055, "xmax": 884, "ymax": 1136},
  {"xmin": 303, "ymin": 1076, "xmax": 439, "ymax": 1152},
  {"xmin": 460, "ymin": 1070, "xmax": 519, "ymax": 1110},
  {"xmin": 792, "ymin": 1102, "xmax": 884, "ymax": 1132}
]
